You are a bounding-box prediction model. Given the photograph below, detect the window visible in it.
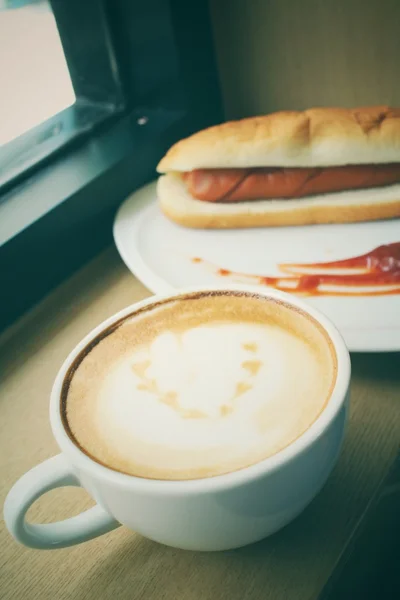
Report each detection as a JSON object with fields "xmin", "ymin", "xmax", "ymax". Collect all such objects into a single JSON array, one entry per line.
[
  {"xmin": 0, "ymin": 0, "xmax": 124, "ymax": 191},
  {"xmin": 0, "ymin": 0, "xmax": 223, "ymax": 331},
  {"xmin": 0, "ymin": 0, "xmax": 75, "ymax": 146}
]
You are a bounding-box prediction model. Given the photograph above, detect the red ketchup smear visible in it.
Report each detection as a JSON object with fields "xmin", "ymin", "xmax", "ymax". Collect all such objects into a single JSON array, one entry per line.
[{"xmin": 191, "ymin": 242, "xmax": 400, "ymax": 297}]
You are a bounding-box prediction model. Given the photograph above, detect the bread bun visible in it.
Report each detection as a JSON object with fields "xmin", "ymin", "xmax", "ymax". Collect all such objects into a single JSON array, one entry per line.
[
  {"xmin": 157, "ymin": 106, "xmax": 400, "ymax": 171},
  {"xmin": 157, "ymin": 173, "xmax": 400, "ymax": 229}
]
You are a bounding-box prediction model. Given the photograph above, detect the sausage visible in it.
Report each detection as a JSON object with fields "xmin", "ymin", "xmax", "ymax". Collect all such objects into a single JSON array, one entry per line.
[{"xmin": 183, "ymin": 164, "xmax": 400, "ymax": 202}]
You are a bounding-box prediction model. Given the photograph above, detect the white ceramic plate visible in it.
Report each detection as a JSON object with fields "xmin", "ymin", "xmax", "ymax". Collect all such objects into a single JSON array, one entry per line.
[{"xmin": 113, "ymin": 181, "xmax": 400, "ymax": 352}]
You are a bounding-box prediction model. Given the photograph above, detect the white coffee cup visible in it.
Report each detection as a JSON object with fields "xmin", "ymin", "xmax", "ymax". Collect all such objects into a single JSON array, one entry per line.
[{"xmin": 4, "ymin": 285, "xmax": 350, "ymax": 552}]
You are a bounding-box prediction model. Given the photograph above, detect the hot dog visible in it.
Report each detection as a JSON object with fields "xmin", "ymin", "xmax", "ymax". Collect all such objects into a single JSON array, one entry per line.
[
  {"xmin": 156, "ymin": 106, "xmax": 400, "ymax": 228},
  {"xmin": 183, "ymin": 164, "xmax": 400, "ymax": 202}
]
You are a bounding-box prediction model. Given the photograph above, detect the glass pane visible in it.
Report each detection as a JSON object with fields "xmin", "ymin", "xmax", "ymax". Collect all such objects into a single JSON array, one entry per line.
[{"xmin": 0, "ymin": 0, "xmax": 75, "ymax": 146}]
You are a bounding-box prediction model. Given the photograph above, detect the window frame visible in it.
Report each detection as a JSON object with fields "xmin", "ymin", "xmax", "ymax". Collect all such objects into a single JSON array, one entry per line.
[
  {"xmin": 0, "ymin": 0, "xmax": 224, "ymax": 332},
  {"xmin": 0, "ymin": 0, "xmax": 125, "ymax": 192}
]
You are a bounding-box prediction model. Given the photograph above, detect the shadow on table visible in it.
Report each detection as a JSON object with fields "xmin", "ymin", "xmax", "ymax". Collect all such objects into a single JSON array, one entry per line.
[{"xmin": 351, "ymin": 352, "xmax": 400, "ymax": 383}]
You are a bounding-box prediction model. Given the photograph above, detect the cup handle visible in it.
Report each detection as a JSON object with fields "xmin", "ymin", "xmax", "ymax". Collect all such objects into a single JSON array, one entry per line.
[{"xmin": 4, "ymin": 454, "xmax": 120, "ymax": 549}]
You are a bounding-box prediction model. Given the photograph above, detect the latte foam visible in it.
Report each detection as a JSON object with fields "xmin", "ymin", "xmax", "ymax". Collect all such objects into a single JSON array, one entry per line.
[{"xmin": 63, "ymin": 292, "xmax": 337, "ymax": 480}]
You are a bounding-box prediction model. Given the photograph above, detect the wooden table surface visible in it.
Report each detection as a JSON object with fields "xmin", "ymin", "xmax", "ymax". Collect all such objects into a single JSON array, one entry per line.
[{"xmin": 1, "ymin": 247, "xmax": 399, "ymax": 600}]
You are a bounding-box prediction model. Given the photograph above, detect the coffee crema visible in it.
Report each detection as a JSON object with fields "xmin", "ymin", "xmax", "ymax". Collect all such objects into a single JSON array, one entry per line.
[{"xmin": 62, "ymin": 292, "xmax": 337, "ymax": 480}]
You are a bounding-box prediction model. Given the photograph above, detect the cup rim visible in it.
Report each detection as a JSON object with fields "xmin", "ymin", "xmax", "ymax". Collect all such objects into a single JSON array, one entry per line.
[{"xmin": 50, "ymin": 284, "xmax": 351, "ymax": 494}]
